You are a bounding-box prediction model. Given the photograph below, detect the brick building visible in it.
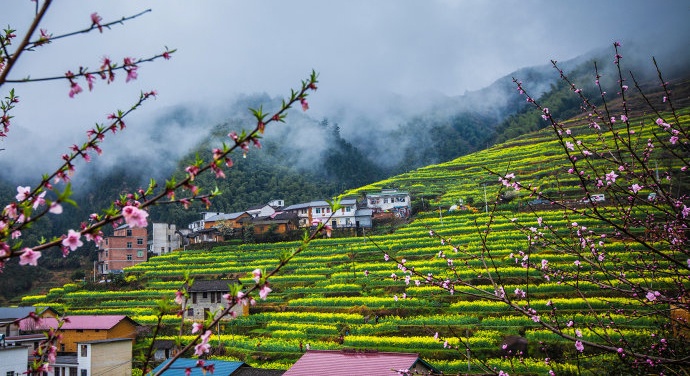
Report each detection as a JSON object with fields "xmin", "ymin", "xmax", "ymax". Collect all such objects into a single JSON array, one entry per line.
[{"xmin": 97, "ymin": 225, "xmax": 147, "ymax": 274}]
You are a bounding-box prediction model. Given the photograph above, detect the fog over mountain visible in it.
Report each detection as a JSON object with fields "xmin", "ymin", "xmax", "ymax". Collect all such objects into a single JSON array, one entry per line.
[{"xmin": 1, "ymin": 1, "xmax": 688, "ymax": 185}]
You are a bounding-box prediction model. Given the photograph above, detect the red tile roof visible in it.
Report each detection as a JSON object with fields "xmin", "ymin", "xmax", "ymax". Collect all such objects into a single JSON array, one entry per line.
[
  {"xmin": 282, "ymin": 350, "xmax": 436, "ymax": 376},
  {"xmin": 19, "ymin": 315, "xmax": 136, "ymax": 331}
]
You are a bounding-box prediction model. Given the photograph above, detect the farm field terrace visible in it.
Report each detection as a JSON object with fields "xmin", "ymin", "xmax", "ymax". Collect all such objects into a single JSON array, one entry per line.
[{"xmin": 22, "ymin": 106, "xmax": 690, "ymax": 374}]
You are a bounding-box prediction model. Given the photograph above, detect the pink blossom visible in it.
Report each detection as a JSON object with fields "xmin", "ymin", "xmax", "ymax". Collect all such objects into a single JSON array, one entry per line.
[
  {"xmin": 300, "ymin": 98, "xmax": 309, "ymax": 111},
  {"xmin": 565, "ymin": 141, "xmax": 574, "ymax": 151},
  {"xmin": 123, "ymin": 57, "xmax": 138, "ymax": 82},
  {"xmin": 61, "ymin": 229, "xmax": 83, "ymax": 251},
  {"xmin": 384, "ymin": 254, "xmax": 389, "ymax": 261},
  {"xmin": 259, "ymin": 285, "xmax": 272, "ymax": 300},
  {"xmin": 90, "ymin": 12, "xmax": 103, "ymax": 33},
  {"xmin": 621, "ymin": 115, "xmax": 628, "ymax": 122},
  {"xmin": 19, "ymin": 248, "xmax": 41, "ymax": 266},
  {"xmin": 122, "ymin": 205, "xmax": 148, "ymax": 228},
  {"xmin": 364, "ymin": 270, "xmax": 369, "ymax": 277},
  {"xmin": 605, "ymin": 171, "xmax": 618, "ymax": 183},
  {"xmin": 192, "ymin": 322, "xmax": 203, "ymax": 333},
  {"xmin": 646, "ymin": 291, "xmax": 659, "ymax": 302},
  {"xmin": 174, "ymin": 290, "xmax": 184, "ymax": 305},
  {"xmin": 49, "ymin": 202, "xmax": 63, "ymax": 214},
  {"xmin": 670, "ymin": 136, "xmax": 679, "ymax": 144},
  {"xmin": 194, "ymin": 343, "xmax": 210, "ymax": 356},
  {"xmin": 15, "ymin": 186, "xmax": 31, "ymax": 201},
  {"xmin": 252, "ymin": 268, "xmax": 262, "ymax": 283},
  {"xmin": 393, "ymin": 295, "xmax": 398, "ymax": 301},
  {"xmin": 575, "ymin": 329, "xmax": 582, "ymax": 337},
  {"xmin": 68, "ymin": 81, "xmax": 83, "ymax": 98},
  {"xmin": 630, "ymin": 184, "xmax": 643, "ymax": 193},
  {"xmin": 575, "ymin": 340, "xmax": 584, "ymax": 352}
]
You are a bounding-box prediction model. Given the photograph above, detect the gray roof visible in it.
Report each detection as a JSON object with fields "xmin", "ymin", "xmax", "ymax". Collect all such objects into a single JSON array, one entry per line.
[
  {"xmin": 355, "ymin": 208, "xmax": 373, "ymax": 216},
  {"xmin": 205, "ymin": 212, "xmax": 248, "ymax": 222},
  {"xmin": 54, "ymin": 355, "xmax": 78, "ymax": 365},
  {"xmin": 187, "ymin": 279, "xmax": 240, "ymax": 292},
  {"xmin": 0, "ymin": 306, "xmax": 53, "ymax": 320},
  {"xmin": 283, "ymin": 199, "xmax": 357, "ymax": 211}
]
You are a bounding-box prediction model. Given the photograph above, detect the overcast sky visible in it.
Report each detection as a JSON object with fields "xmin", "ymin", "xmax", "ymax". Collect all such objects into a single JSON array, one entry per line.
[{"xmin": 1, "ymin": 0, "xmax": 688, "ymax": 179}]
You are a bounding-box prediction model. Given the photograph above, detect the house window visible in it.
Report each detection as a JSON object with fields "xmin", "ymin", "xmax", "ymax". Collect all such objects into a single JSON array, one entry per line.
[
  {"xmin": 127, "ymin": 254, "xmax": 133, "ymax": 261},
  {"xmin": 105, "ymin": 250, "xmax": 108, "ymax": 257},
  {"xmin": 104, "ymin": 263, "xmax": 108, "ymax": 271},
  {"xmin": 137, "ymin": 250, "xmax": 144, "ymax": 258},
  {"xmin": 70, "ymin": 368, "xmax": 77, "ymax": 376},
  {"xmin": 210, "ymin": 293, "xmax": 215, "ymax": 303},
  {"xmin": 137, "ymin": 238, "xmax": 143, "ymax": 245},
  {"xmin": 161, "ymin": 247, "xmax": 165, "ymax": 252},
  {"xmin": 187, "ymin": 307, "xmax": 194, "ymax": 316},
  {"xmin": 315, "ymin": 208, "xmax": 321, "ymax": 214},
  {"xmin": 61, "ymin": 344, "xmax": 65, "ymax": 351},
  {"xmin": 192, "ymin": 293, "xmax": 197, "ymax": 304},
  {"xmin": 127, "ymin": 242, "xmax": 132, "ymax": 248},
  {"xmin": 7, "ymin": 372, "xmax": 15, "ymax": 376},
  {"xmin": 105, "ymin": 238, "xmax": 108, "ymax": 245},
  {"xmin": 332, "ymin": 220, "xmax": 337, "ymax": 227},
  {"xmin": 203, "ymin": 292, "xmax": 208, "ymax": 299},
  {"xmin": 346, "ymin": 206, "xmax": 351, "ymax": 212},
  {"xmin": 80, "ymin": 344, "xmax": 88, "ymax": 357},
  {"xmin": 168, "ymin": 235, "xmax": 171, "ymax": 241},
  {"xmin": 55, "ymin": 369, "xmax": 61, "ymax": 376},
  {"xmin": 384, "ymin": 198, "xmax": 388, "ymax": 203},
  {"xmin": 217, "ymin": 292, "xmax": 222, "ymax": 302},
  {"xmin": 81, "ymin": 370, "xmax": 87, "ymax": 376}
]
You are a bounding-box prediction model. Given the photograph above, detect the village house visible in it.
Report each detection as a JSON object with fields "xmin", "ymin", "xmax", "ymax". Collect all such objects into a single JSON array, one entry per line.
[
  {"xmin": 252, "ymin": 211, "xmax": 299, "ymax": 235},
  {"xmin": 365, "ymin": 189, "xmax": 412, "ymax": 217},
  {"xmin": 0, "ymin": 306, "xmax": 58, "ymax": 337},
  {"xmin": 282, "ymin": 349, "xmax": 438, "ymax": 376},
  {"xmin": 246, "ymin": 199, "xmax": 284, "ymax": 218},
  {"xmin": 18, "ymin": 315, "xmax": 138, "ymax": 353},
  {"xmin": 185, "ymin": 279, "xmax": 246, "ymax": 321},
  {"xmin": 96, "ymin": 225, "xmax": 147, "ymax": 275},
  {"xmin": 0, "ymin": 345, "xmax": 29, "ymax": 376},
  {"xmin": 187, "ymin": 212, "xmax": 225, "ymax": 232},
  {"xmin": 149, "ymin": 223, "xmax": 182, "ymax": 255},
  {"xmin": 75, "ymin": 338, "xmax": 132, "ymax": 376},
  {"xmin": 283, "ymin": 199, "xmax": 372, "ymax": 229}
]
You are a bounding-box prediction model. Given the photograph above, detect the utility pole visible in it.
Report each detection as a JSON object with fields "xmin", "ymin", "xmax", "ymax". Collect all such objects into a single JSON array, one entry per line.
[
  {"xmin": 483, "ymin": 184, "xmax": 488, "ymax": 214},
  {"xmin": 439, "ymin": 205, "xmax": 443, "ymax": 227}
]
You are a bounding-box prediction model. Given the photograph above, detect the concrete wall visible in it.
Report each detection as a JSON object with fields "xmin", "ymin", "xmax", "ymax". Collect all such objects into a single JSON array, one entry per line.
[
  {"xmin": 79, "ymin": 340, "xmax": 132, "ymax": 376},
  {"xmin": 0, "ymin": 346, "xmax": 29, "ymax": 376}
]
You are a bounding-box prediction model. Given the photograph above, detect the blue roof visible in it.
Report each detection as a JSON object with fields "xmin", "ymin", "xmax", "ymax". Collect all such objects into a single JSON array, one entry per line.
[{"xmin": 148, "ymin": 358, "xmax": 245, "ymax": 375}]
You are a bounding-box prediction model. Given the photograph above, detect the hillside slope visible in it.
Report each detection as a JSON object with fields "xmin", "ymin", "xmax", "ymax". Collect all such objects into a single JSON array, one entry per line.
[{"xmin": 20, "ymin": 76, "xmax": 690, "ymax": 373}]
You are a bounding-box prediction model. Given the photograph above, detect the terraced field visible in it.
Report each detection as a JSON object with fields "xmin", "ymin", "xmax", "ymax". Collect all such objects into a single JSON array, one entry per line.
[{"xmin": 21, "ymin": 103, "xmax": 689, "ymax": 374}]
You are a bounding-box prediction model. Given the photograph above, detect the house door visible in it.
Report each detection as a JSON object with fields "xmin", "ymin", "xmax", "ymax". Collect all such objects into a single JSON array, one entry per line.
[{"xmin": 332, "ymin": 220, "xmax": 337, "ymax": 228}]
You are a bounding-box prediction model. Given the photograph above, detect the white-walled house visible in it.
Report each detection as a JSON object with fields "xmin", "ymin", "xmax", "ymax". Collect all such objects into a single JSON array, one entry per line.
[
  {"xmin": 77, "ymin": 338, "xmax": 132, "ymax": 376},
  {"xmin": 0, "ymin": 345, "xmax": 28, "ymax": 376},
  {"xmin": 366, "ymin": 189, "xmax": 411, "ymax": 217},
  {"xmin": 188, "ymin": 212, "xmax": 225, "ymax": 232},
  {"xmin": 149, "ymin": 223, "xmax": 181, "ymax": 255},
  {"xmin": 283, "ymin": 199, "xmax": 372, "ymax": 228},
  {"xmin": 246, "ymin": 200, "xmax": 284, "ymax": 218}
]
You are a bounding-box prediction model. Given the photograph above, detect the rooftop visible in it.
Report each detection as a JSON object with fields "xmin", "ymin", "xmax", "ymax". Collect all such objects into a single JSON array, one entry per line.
[
  {"xmin": 282, "ymin": 349, "xmax": 437, "ymax": 376},
  {"xmin": 187, "ymin": 279, "xmax": 240, "ymax": 292},
  {"xmin": 205, "ymin": 212, "xmax": 248, "ymax": 222},
  {"xmin": 0, "ymin": 306, "xmax": 55, "ymax": 320},
  {"xmin": 283, "ymin": 199, "xmax": 357, "ymax": 211},
  {"xmin": 19, "ymin": 315, "xmax": 137, "ymax": 331},
  {"xmin": 148, "ymin": 358, "xmax": 244, "ymax": 376}
]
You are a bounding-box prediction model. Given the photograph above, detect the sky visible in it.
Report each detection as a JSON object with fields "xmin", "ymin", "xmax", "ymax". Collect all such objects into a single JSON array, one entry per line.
[{"xmin": 1, "ymin": 0, "xmax": 689, "ymax": 180}]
